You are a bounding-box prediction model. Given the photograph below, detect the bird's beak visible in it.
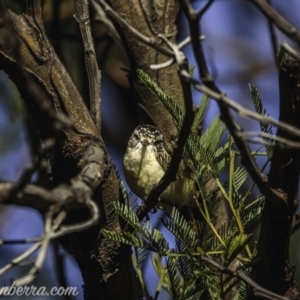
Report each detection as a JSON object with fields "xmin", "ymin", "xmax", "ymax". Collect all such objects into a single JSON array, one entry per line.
[
  {"xmin": 137, "ymin": 143, "xmax": 147, "ymax": 177},
  {"xmin": 141, "ymin": 138, "xmax": 150, "ymax": 145}
]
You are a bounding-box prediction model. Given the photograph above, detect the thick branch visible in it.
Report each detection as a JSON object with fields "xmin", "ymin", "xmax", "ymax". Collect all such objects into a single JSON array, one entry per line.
[
  {"xmin": 0, "ymin": 7, "xmax": 141, "ymax": 300},
  {"xmin": 255, "ymin": 60, "xmax": 300, "ymax": 299},
  {"xmin": 75, "ymin": 0, "xmax": 101, "ymax": 132}
]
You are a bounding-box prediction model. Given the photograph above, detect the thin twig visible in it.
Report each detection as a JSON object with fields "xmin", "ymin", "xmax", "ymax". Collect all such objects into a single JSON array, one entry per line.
[
  {"xmin": 250, "ymin": 0, "xmax": 300, "ymax": 48},
  {"xmin": 94, "ymin": 0, "xmax": 300, "ymax": 215},
  {"xmin": 0, "ymin": 242, "xmax": 42, "ymax": 276},
  {"xmin": 181, "ymin": 0, "xmax": 214, "ymax": 86},
  {"xmin": 14, "ymin": 207, "xmax": 62, "ymax": 286},
  {"xmin": 150, "ymin": 35, "xmax": 205, "ymax": 70},
  {"xmin": 236, "ymin": 130, "xmax": 300, "ymax": 149},
  {"xmin": 75, "ymin": 0, "xmax": 101, "ymax": 132},
  {"xmin": 196, "ymin": 0, "xmax": 214, "ymax": 19},
  {"xmin": 92, "ymin": 0, "xmax": 300, "ymax": 142},
  {"xmin": 9, "ymin": 138, "xmax": 55, "ymax": 201},
  {"xmin": 183, "ymin": 74, "xmax": 300, "ymax": 139},
  {"xmin": 92, "ymin": 0, "xmax": 174, "ymax": 57},
  {"xmin": 178, "ymin": 35, "xmax": 205, "ymax": 49},
  {"xmin": 201, "ymin": 254, "xmax": 288, "ymax": 300},
  {"xmin": 52, "ymin": 199, "xmax": 99, "ymax": 238},
  {"xmin": 266, "ymin": 0, "xmax": 278, "ymax": 66},
  {"xmin": 0, "ymin": 237, "xmax": 42, "ymax": 245},
  {"xmin": 281, "ymin": 41, "xmax": 300, "ymax": 61},
  {"xmin": 0, "ymin": 183, "xmax": 60, "ymax": 211},
  {"xmin": 178, "ymin": 1, "xmax": 276, "ymax": 202}
]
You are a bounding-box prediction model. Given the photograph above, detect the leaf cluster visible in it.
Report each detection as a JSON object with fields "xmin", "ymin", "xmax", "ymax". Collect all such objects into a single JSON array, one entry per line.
[{"xmin": 101, "ymin": 71, "xmax": 272, "ymax": 299}]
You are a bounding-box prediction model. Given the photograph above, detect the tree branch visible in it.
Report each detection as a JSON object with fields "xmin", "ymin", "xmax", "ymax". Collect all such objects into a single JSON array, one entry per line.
[
  {"xmin": 255, "ymin": 59, "xmax": 300, "ymax": 299},
  {"xmin": 179, "ymin": 0, "xmax": 281, "ymax": 204},
  {"xmin": 250, "ymin": 0, "xmax": 300, "ymax": 48},
  {"xmin": 92, "ymin": 0, "xmax": 174, "ymax": 57},
  {"xmin": 75, "ymin": 0, "xmax": 101, "ymax": 132},
  {"xmin": 94, "ymin": 0, "xmax": 183, "ymax": 141},
  {"xmin": 0, "ymin": 5, "xmax": 141, "ymax": 299},
  {"xmin": 201, "ymin": 254, "xmax": 288, "ymax": 300}
]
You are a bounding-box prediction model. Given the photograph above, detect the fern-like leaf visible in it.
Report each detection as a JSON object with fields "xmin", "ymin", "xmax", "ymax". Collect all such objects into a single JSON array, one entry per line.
[
  {"xmin": 224, "ymin": 233, "xmax": 252, "ymax": 266},
  {"xmin": 101, "ymin": 229, "xmax": 146, "ymax": 248},
  {"xmin": 192, "ymin": 94, "xmax": 210, "ymax": 131},
  {"xmin": 140, "ymin": 221, "xmax": 169, "ymax": 253},
  {"xmin": 249, "ymin": 84, "xmax": 274, "ymax": 158},
  {"xmin": 135, "ymin": 246, "xmax": 147, "ymax": 266},
  {"xmin": 277, "ymin": 45, "xmax": 288, "ymax": 69},
  {"xmin": 112, "ymin": 201, "xmax": 141, "ymax": 231},
  {"xmin": 162, "ymin": 207, "xmax": 199, "ymax": 252},
  {"xmin": 137, "ymin": 69, "xmax": 183, "ymax": 129},
  {"xmin": 201, "ymin": 116, "xmax": 226, "ymax": 153},
  {"xmin": 119, "ymin": 179, "xmax": 139, "ymax": 210},
  {"xmin": 165, "ymin": 257, "xmax": 184, "ymax": 300},
  {"xmin": 233, "ymin": 167, "xmax": 248, "ymax": 192}
]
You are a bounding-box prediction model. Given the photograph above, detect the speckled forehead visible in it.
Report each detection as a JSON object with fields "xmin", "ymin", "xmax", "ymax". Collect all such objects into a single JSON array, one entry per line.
[{"xmin": 137, "ymin": 126, "xmax": 158, "ymax": 138}]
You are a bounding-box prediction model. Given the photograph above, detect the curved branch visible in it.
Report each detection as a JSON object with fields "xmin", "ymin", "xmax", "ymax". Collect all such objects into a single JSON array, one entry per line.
[{"xmin": 0, "ymin": 183, "xmax": 59, "ymax": 211}]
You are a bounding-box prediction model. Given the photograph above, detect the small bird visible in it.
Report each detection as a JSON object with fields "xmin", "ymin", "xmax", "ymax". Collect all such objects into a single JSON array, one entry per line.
[{"xmin": 123, "ymin": 125, "xmax": 196, "ymax": 207}]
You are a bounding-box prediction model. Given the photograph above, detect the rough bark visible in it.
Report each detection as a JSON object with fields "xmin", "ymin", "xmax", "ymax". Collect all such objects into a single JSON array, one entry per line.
[
  {"xmin": 109, "ymin": 0, "xmax": 184, "ymax": 141},
  {"xmin": 0, "ymin": 8, "xmax": 141, "ymax": 300}
]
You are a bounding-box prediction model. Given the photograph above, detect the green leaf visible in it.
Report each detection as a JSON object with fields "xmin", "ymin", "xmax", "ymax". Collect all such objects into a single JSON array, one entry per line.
[
  {"xmin": 241, "ymin": 195, "xmax": 264, "ymax": 229},
  {"xmin": 224, "ymin": 233, "xmax": 253, "ymax": 266},
  {"xmin": 201, "ymin": 115, "xmax": 226, "ymax": 154},
  {"xmin": 248, "ymin": 84, "xmax": 274, "ymax": 158},
  {"xmin": 151, "ymin": 252, "xmax": 165, "ymax": 278},
  {"xmin": 189, "ymin": 65, "xmax": 196, "ymax": 76},
  {"xmin": 277, "ymin": 45, "xmax": 289, "ymax": 69},
  {"xmin": 137, "ymin": 69, "xmax": 183, "ymax": 129},
  {"xmin": 101, "ymin": 229, "xmax": 145, "ymax": 248},
  {"xmin": 136, "ymin": 221, "xmax": 169, "ymax": 253},
  {"xmin": 233, "ymin": 167, "xmax": 248, "ymax": 192},
  {"xmin": 112, "ymin": 201, "xmax": 141, "ymax": 232},
  {"xmin": 135, "ymin": 246, "xmax": 147, "ymax": 266},
  {"xmin": 192, "ymin": 94, "xmax": 210, "ymax": 131},
  {"xmin": 166, "ymin": 257, "xmax": 184, "ymax": 300},
  {"xmin": 162, "ymin": 207, "xmax": 199, "ymax": 252}
]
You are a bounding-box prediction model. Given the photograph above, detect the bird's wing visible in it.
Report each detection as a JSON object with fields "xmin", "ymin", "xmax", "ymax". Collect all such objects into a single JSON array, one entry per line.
[{"xmin": 157, "ymin": 148, "xmax": 171, "ymax": 172}]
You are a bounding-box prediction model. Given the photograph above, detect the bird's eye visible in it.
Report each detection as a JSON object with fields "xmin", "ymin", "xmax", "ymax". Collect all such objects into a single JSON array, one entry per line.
[
  {"xmin": 154, "ymin": 138, "xmax": 164, "ymax": 150},
  {"xmin": 128, "ymin": 132, "xmax": 140, "ymax": 148},
  {"xmin": 133, "ymin": 132, "xmax": 140, "ymax": 141}
]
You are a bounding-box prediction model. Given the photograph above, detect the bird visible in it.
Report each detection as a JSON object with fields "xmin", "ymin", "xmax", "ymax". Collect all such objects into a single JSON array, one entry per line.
[{"xmin": 123, "ymin": 124, "xmax": 196, "ymax": 207}]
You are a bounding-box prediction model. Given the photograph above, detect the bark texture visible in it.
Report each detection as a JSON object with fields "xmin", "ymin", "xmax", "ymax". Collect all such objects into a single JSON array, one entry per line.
[
  {"xmin": 109, "ymin": 0, "xmax": 184, "ymax": 141},
  {"xmin": 0, "ymin": 8, "xmax": 141, "ymax": 300},
  {"xmin": 255, "ymin": 60, "xmax": 300, "ymax": 300}
]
